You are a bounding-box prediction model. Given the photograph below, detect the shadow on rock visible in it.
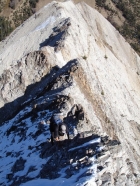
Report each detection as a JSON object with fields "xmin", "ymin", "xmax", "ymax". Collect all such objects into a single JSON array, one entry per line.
[{"xmin": 39, "ymin": 133, "xmax": 101, "ymax": 179}]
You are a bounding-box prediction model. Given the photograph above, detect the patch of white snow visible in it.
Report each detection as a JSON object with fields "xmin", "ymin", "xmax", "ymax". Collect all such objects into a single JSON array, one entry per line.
[
  {"xmin": 35, "ymin": 16, "xmax": 56, "ymax": 31},
  {"xmin": 69, "ymin": 138, "xmax": 101, "ymax": 152}
]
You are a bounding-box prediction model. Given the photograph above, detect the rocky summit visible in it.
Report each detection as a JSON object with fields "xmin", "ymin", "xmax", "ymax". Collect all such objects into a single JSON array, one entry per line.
[{"xmin": 0, "ymin": 0, "xmax": 140, "ymax": 186}]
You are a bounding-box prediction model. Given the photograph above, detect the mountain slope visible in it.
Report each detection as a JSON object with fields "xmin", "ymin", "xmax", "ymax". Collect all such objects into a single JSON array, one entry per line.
[
  {"xmin": 0, "ymin": 1, "xmax": 140, "ymax": 185},
  {"xmin": 1, "ymin": 0, "xmax": 140, "ymax": 55}
]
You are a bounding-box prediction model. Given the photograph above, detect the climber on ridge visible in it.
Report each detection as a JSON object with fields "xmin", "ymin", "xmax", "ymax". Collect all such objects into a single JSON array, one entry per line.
[{"xmin": 49, "ymin": 113, "xmax": 69, "ymax": 146}]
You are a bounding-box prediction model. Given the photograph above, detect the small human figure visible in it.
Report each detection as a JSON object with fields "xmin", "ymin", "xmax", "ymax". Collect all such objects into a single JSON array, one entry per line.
[{"xmin": 49, "ymin": 114, "xmax": 69, "ymax": 146}]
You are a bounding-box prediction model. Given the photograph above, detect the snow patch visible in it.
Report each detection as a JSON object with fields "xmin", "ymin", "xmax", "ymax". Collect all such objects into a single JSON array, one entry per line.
[
  {"xmin": 68, "ymin": 138, "xmax": 101, "ymax": 152},
  {"xmin": 21, "ymin": 156, "xmax": 98, "ymax": 186},
  {"xmin": 35, "ymin": 16, "xmax": 56, "ymax": 31},
  {"xmin": 0, "ymin": 108, "xmax": 51, "ymax": 185}
]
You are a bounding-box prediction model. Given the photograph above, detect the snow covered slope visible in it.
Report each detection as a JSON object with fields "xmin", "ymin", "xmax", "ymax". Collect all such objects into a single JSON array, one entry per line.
[
  {"xmin": 0, "ymin": 103, "xmax": 102, "ymax": 186},
  {"xmin": 0, "ymin": 0, "xmax": 140, "ymax": 185}
]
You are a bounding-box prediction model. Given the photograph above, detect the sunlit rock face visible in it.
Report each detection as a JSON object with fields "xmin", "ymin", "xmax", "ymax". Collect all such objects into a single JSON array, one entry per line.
[{"xmin": 0, "ymin": 1, "xmax": 140, "ymax": 186}]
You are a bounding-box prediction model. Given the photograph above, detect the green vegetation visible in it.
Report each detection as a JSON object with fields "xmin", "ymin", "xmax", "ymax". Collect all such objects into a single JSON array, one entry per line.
[
  {"xmin": 12, "ymin": 5, "xmax": 32, "ymax": 27},
  {"xmin": 115, "ymin": 1, "xmax": 135, "ymax": 22},
  {"xmin": 82, "ymin": 56, "xmax": 87, "ymax": 60},
  {"xmin": 113, "ymin": 0, "xmax": 140, "ymax": 53},
  {"xmin": 104, "ymin": 54, "xmax": 108, "ymax": 59},
  {"xmin": 95, "ymin": 0, "xmax": 140, "ymax": 55},
  {"xmin": 96, "ymin": 0, "xmax": 106, "ymax": 7},
  {"xmin": 29, "ymin": 0, "xmax": 39, "ymax": 8},
  {"xmin": 0, "ymin": 16, "xmax": 13, "ymax": 40},
  {"xmin": 101, "ymin": 90, "xmax": 104, "ymax": 95},
  {"xmin": 9, "ymin": 0, "xmax": 16, "ymax": 9},
  {"xmin": 0, "ymin": 0, "xmax": 4, "ymax": 13},
  {"xmin": 0, "ymin": 0, "xmax": 38, "ymax": 41}
]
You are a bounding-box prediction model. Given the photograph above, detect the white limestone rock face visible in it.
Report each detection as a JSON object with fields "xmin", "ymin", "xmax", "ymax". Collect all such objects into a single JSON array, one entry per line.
[{"xmin": 0, "ymin": 0, "xmax": 140, "ymax": 185}]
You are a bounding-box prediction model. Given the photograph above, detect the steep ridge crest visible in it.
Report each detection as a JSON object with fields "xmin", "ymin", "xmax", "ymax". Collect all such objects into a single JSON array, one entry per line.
[{"xmin": 0, "ymin": 1, "xmax": 140, "ymax": 185}]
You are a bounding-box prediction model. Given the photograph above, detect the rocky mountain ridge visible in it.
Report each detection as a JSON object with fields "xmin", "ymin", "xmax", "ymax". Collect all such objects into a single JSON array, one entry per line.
[
  {"xmin": 0, "ymin": 1, "xmax": 140, "ymax": 185},
  {"xmin": 1, "ymin": 0, "xmax": 140, "ymax": 55}
]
